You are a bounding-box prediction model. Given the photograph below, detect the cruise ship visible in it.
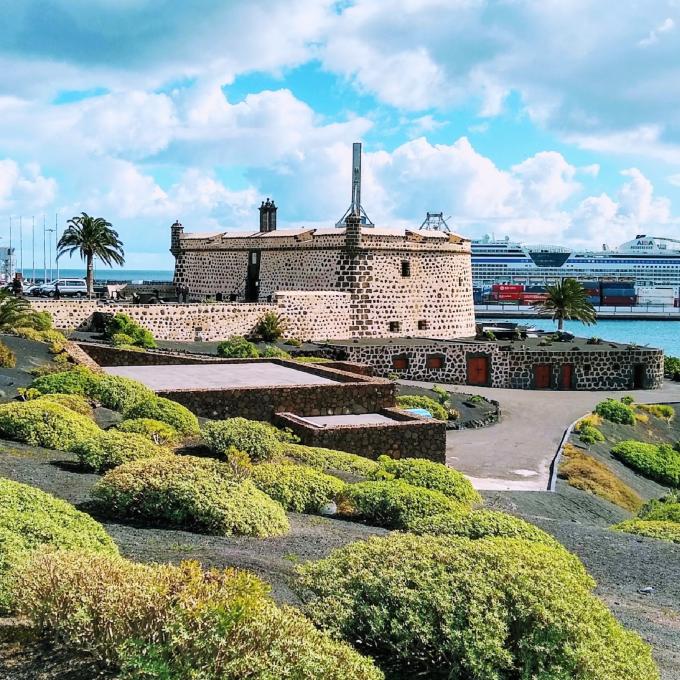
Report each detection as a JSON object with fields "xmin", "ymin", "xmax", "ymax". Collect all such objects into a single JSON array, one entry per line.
[{"xmin": 471, "ymin": 235, "xmax": 680, "ymax": 290}]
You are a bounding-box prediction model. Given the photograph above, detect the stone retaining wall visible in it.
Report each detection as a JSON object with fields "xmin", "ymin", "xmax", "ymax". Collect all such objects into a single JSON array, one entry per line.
[{"xmin": 274, "ymin": 408, "xmax": 446, "ymax": 463}]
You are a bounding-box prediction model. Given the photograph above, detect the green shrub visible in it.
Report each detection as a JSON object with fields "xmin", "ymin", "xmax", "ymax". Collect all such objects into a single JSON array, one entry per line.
[
  {"xmin": 612, "ymin": 519, "xmax": 680, "ymax": 544},
  {"xmin": 594, "ymin": 398, "xmax": 635, "ymax": 425},
  {"xmin": 250, "ymin": 462, "xmax": 346, "ymax": 513},
  {"xmin": 637, "ymin": 403, "xmax": 675, "ymax": 420},
  {"xmin": 124, "ymin": 396, "xmax": 199, "ymax": 435},
  {"xmin": 18, "ymin": 552, "xmax": 382, "ymax": 679},
  {"xmin": 432, "ymin": 385, "xmax": 449, "ymax": 405},
  {"xmin": 255, "ymin": 311, "xmax": 287, "ymax": 342},
  {"xmin": 395, "ymin": 394, "xmax": 448, "ymax": 421},
  {"xmin": 0, "ymin": 400, "xmax": 100, "ymax": 451},
  {"xmin": 0, "ymin": 479, "xmax": 117, "ymax": 613},
  {"xmin": 578, "ymin": 423, "xmax": 606, "ymax": 444},
  {"xmin": 297, "ymin": 534, "xmax": 658, "ymax": 680},
  {"xmin": 35, "ymin": 393, "xmax": 94, "ymax": 418},
  {"xmin": 31, "ymin": 366, "xmax": 154, "ymax": 412},
  {"xmin": 372, "ymin": 456, "xmax": 480, "ymax": 505},
  {"xmin": 217, "ymin": 335, "xmax": 259, "ymax": 358},
  {"xmin": 74, "ymin": 430, "xmax": 169, "ymax": 473},
  {"xmin": 0, "ymin": 341, "xmax": 16, "ymax": 368},
  {"xmin": 260, "ymin": 344, "xmax": 291, "ymax": 358},
  {"xmin": 294, "ymin": 356, "xmax": 333, "ymax": 364},
  {"xmin": 111, "ymin": 332, "xmax": 135, "ymax": 347},
  {"xmin": 104, "ymin": 313, "xmax": 157, "ymax": 349},
  {"xmin": 339, "ymin": 481, "xmax": 464, "ymax": 529},
  {"xmin": 92, "ymin": 455, "xmax": 289, "ymax": 537},
  {"xmin": 620, "ymin": 395, "xmax": 635, "ymax": 406},
  {"xmin": 664, "ymin": 355, "xmax": 680, "ymax": 380},
  {"xmin": 284, "ymin": 443, "xmax": 380, "ymax": 477},
  {"xmin": 611, "ymin": 440, "xmax": 680, "ymax": 486},
  {"xmin": 30, "ymin": 310, "xmax": 53, "ymax": 331},
  {"xmin": 284, "ymin": 337, "xmax": 302, "ymax": 347},
  {"xmin": 407, "ymin": 509, "xmax": 561, "ymax": 548},
  {"xmin": 637, "ymin": 491, "xmax": 680, "ymax": 522},
  {"xmin": 116, "ymin": 418, "xmax": 182, "ymax": 446},
  {"xmin": 202, "ymin": 418, "xmax": 282, "ymax": 462}
]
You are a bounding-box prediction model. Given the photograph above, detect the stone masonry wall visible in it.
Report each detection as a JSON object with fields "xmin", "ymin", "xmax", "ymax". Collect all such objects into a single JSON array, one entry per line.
[
  {"xmin": 332, "ymin": 340, "xmax": 664, "ymax": 390},
  {"xmin": 274, "ymin": 409, "xmax": 446, "ymax": 463}
]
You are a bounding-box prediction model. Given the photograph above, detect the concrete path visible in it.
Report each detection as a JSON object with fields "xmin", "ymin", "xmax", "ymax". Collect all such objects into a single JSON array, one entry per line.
[{"xmin": 402, "ymin": 380, "xmax": 680, "ymax": 492}]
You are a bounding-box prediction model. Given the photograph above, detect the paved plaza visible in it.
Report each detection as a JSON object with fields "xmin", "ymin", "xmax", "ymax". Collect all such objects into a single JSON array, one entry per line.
[{"xmin": 403, "ymin": 379, "xmax": 680, "ymax": 491}]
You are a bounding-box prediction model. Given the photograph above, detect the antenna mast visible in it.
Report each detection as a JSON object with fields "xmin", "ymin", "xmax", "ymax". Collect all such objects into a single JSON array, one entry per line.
[
  {"xmin": 419, "ymin": 212, "xmax": 451, "ymax": 233},
  {"xmin": 335, "ymin": 142, "xmax": 374, "ymax": 227}
]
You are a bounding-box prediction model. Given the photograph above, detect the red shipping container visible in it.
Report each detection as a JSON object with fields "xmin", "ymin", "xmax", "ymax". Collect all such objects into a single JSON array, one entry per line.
[
  {"xmin": 601, "ymin": 296, "xmax": 636, "ymax": 306},
  {"xmin": 497, "ymin": 293, "xmax": 522, "ymax": 301},
  {"xmin": 492, "ymin": 284, "xmax": 523, "ymax": 292},
  {"xmin": 522, "ymin": 293, "xmax": 548, "ymax": 302}
]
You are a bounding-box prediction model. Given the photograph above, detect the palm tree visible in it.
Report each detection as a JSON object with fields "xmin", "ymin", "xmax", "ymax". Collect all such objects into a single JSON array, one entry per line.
[
  {"xmin": 534, "ymin": 278, "xmax": 597, "ymax": 331},
  {"xmin": 0, "ymin": 290, "xmax": 39, "ymax": 330},
  {"xmin": 57, "ymin": 213, "xmax": 125, "ymax": 296}
]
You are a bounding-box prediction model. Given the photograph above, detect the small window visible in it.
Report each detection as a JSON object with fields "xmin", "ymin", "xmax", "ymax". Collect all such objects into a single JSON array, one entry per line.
[
  {"xmin": 389, "ymin": 321, "xmax": 401, "ymax": 332},
  {"xmin": 392, "ymin": 355, "xmax": 409, "ymax": 370},
  {"xmin": 426, "ymin": 355, "xmax": 444, "ymax": 369},
  {"xmin": 418, "ymin": 319, "xmax": 428, "ymax": 331},
  {"xmin": 401, "ymin": 260, "xmax": 411, "ymax": 277},
  {"xmin": 458, "ymin": 276, "xmax": 463, "ymax": 286}
]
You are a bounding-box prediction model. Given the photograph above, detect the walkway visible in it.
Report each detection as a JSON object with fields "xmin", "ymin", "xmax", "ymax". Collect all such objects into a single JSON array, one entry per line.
[{"xmin": 402, "ymin": 380, "xmax": 680, "ymax": 491}]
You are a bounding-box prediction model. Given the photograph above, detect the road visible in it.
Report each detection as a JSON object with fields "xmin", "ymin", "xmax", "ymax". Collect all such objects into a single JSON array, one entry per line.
[{"xmin": 402, "ymin": 380, "xmax": 680, "ymax": 491}]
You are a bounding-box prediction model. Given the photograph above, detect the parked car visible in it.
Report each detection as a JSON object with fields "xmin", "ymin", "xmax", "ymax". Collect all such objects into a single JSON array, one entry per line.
[{"xmin": 37, "ymin": 278, "xmax": 89, "ymax": 297}]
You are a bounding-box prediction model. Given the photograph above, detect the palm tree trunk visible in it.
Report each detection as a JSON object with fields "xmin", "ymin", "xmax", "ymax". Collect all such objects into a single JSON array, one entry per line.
[
  {"xmin": 558, "ymin": 317, "xmax": 564, "ymax": 331},
  {"xmin": 86, "ymin": 252, "xmax": 94, "ymax": 297}
]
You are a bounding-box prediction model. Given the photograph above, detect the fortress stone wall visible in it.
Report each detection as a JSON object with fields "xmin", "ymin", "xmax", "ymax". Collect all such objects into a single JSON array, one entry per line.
[{"xmin": 171, "ymin": 215, "xmax": 476, "ymax": 339}]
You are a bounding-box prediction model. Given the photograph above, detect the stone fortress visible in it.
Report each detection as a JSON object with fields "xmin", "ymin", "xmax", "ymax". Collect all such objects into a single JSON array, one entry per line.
[{"xmin": 170, "ymin": 150, "xmax": 476, "ymax": 340}]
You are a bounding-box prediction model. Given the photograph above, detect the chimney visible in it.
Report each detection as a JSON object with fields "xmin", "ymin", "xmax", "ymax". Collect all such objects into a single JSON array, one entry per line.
[
  {"xmin": 259, "ymin": 198, "xmax": 277, "ymax": 232},
  {"xmin": 344, "ymin": 210, "xmax": 362, "ymax": 253},
  {"xmin": 170, "ymin": 219, "xmax": 183, "ymax": 257}
]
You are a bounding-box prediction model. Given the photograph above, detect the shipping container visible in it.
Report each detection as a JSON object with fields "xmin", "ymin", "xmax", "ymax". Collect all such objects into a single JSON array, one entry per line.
[
  {"xmin": 601, "ymin": 281, "xmax": 635, "ymax": 290},
  {"xmin": 587, "ymin": 295, "xmax": 601, "ymax": 305},
  {"xmin": 601, "ymin": 295, "xmax": 636, "ymax": 306},
  {"xmin": 491, "ymin": 284, "xmax": 524, "ymax": 292},
  {"xmin": 524, "ymin": 285, "xmax": 547, "ymax": 293}
]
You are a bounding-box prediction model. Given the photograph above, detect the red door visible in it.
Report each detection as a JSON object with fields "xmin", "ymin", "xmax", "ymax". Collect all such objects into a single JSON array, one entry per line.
[
  {"xmin": 534, "ymin": 364, "xmax": 551, "ymax": 389},
  {"xmin": 560, "ymin": 363, "xmax": 573, "ymax": 390},
  {"xmin": 467, "ymin": 356, "xmax": 489, "ymax": 386}
]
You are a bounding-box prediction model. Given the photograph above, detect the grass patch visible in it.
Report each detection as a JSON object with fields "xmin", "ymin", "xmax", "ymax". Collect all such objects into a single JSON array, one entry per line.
[
  {"xmin": 558, "ymin": 444, "xmax": 642, "ymax": 511},
  {"xmin": 637, "ymin": 403, "xmax": 675, "ymax": 421},
  {"xmin": 612, "ymin": 519, "xmax": 680, "ymax": 544}
]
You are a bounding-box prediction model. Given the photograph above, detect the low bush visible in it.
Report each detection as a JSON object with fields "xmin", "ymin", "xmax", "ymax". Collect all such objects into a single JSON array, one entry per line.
[
  {"xmin": 339, "ymin": 481, "xmax": 464, "ymax": 529},
  {"xmin": 260, "ymin": 344, "xmax": 291, "ymax": 358},
  {"xmin": 250, "ymin": 462, "xmax": 346, "ymax": 513},
  {"xmin": 202, "ymin": 417, "xmax": 282, "ymax": 462},
  {"xmin": 297, "ymin": 533, "xmax": 658, "ymax": 680},
  {"xmin": 594, "ymin": 398, "xmax": 635, "ymax": 425},
  {"xmin": 124, "ymin": 396, "xmax": 199, "ymax": 435},
  {"xmin": 217, "ymin": 335, "xmax": 259, "ymax": 358},
  {"xmin": 35, "ymin": 393, "xmax": 94, "ymax": 418},
  {"xmin": 18, "ymin": 552, "xmax": 383, "ymax": 679},
  {"xmin": 559, "ymin": 444, "xmax": 642, "ymax": 511},
  {"xmin": 578, "ymin": 423, "xmax": 606, "ymax": 444},
  {"xmin": 0, "ymin": 479, "xmax": 117, "ymax": 613},
  {"xmin": 664, "ymin": 355, "xmax": 680, "ymax": 380},
  {"xmin": 611, "ymin": 440, "xmax": 680, "ymax": 486},
  {"xmin": 395, "ymin": 394, "xmax": 448, "ymax": 421},
  {"xmin": 284, "ymin": 443, "xmax": 380, "ymax": 477},
  {"xmin": 373, "ymin": 455, "xmax": 481, "ymax": 506},
  {"xmin": 31, "ymin": 366, "xmax": 155, "ymax": 412},
  {"xmin": 104, "ymin": 313, "xmax": 157, "ymax": 349},
  {"xmin": 0, "ymin": 400, "xmax": 100, "ymax": 451},
  {"xmin": 74, "ymin": 429, "xmax": 169, "ymax": 473},
  {"xmin": 575, "ymin": 413, "xmax": 603, "ymax": 430},
  {"xmin": 637, "ymin": 491, "xmax": 680, "ymax": 523},
  {"xmin": 284, "ymin": 337, "xmax": 302, "ymax": 347},
  {"xmin": 407, "ymin": 509, "xmax": 561, "ymax": 548},
  {"xmin": 12, "ymin": 327, "xmax": 66, "ymax": 353},
  {"xmin": 612, "ymin": 519, "xmax": 680, "ymax": 544},
  {"xmin": 620, "ymin": 395, "xmax": 635, "ymax": 406},
  {"xmin": 111, "ymin": 332, "xmax": 135, "ymax": 346},
  {"xmin": 294, "ymin": 356, "xmax": 333, "ymax": 364},
  {"xmin": 30, "ymin": 310, "xmax": 53, "ymax": 331},
  {"xmin": 92, "ymin": 455, "xmax": 289, "ymax": 537},
  {"xmin": 0, "ymin": 341, "xmax": 15, "ymax": 368},
  {"xmin": 637, "ymin": 403, "xmax": 675, "ymax": 420},
  {"xmin": 116, "ymin": 418, "xmax": 182, "ymax": 446},
  {"xmin": 256, "ymin": 310, "xmax": 287, "ymax": 342}
]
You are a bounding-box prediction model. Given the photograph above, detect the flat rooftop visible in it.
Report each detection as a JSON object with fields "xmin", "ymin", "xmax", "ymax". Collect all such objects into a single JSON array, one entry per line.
[
  {"xmin": 297, "ymin": 413, "xmax": 400, "ymax": 427},
  {"xmin": 104, "ymin": 363, "xmax": 339, "ymax": 391}
]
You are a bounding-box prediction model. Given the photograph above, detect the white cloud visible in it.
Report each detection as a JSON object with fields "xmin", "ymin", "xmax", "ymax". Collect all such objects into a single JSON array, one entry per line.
[
  {"xmin": 0, "ymin": 159, "xmax": 56, "ymax": 212},
  {"xmin": 638, "ymin": 17, "xmax": 675, "ymax": 47}
]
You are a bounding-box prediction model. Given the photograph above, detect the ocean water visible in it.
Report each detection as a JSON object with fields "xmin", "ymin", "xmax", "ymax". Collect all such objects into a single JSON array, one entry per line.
[
  {"xmin": 20, "ymin": 268, "xmax": 173, "ymax": 283},
  {"xmin": 492, "ymin": 317, "xmax": 680, "ymax": 357}
]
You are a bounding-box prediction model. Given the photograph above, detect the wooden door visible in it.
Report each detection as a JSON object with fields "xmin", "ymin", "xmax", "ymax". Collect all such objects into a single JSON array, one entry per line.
[
  {"xmin": 467, "ymin": 356, "xmax": 489, "ymax": 386},
  {"xmin": 560, "ymin": 363, "xmax": 573, "ymax": 390},
  {"xmin": 633, "ymin": 364, "xmax": 645, "ymax": 389},
  {"xmin": 245, "ymin": 250, "xmax": 261, "ymax": 302},
  {"xmin": 534, "ymin": 363, "xmax": 551, "ymax": 389}
]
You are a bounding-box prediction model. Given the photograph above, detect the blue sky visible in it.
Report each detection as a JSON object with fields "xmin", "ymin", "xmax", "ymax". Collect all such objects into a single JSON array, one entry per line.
[{"xmin": 1, "ymin": 0, "xmax": 679, "ymax": 270}]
